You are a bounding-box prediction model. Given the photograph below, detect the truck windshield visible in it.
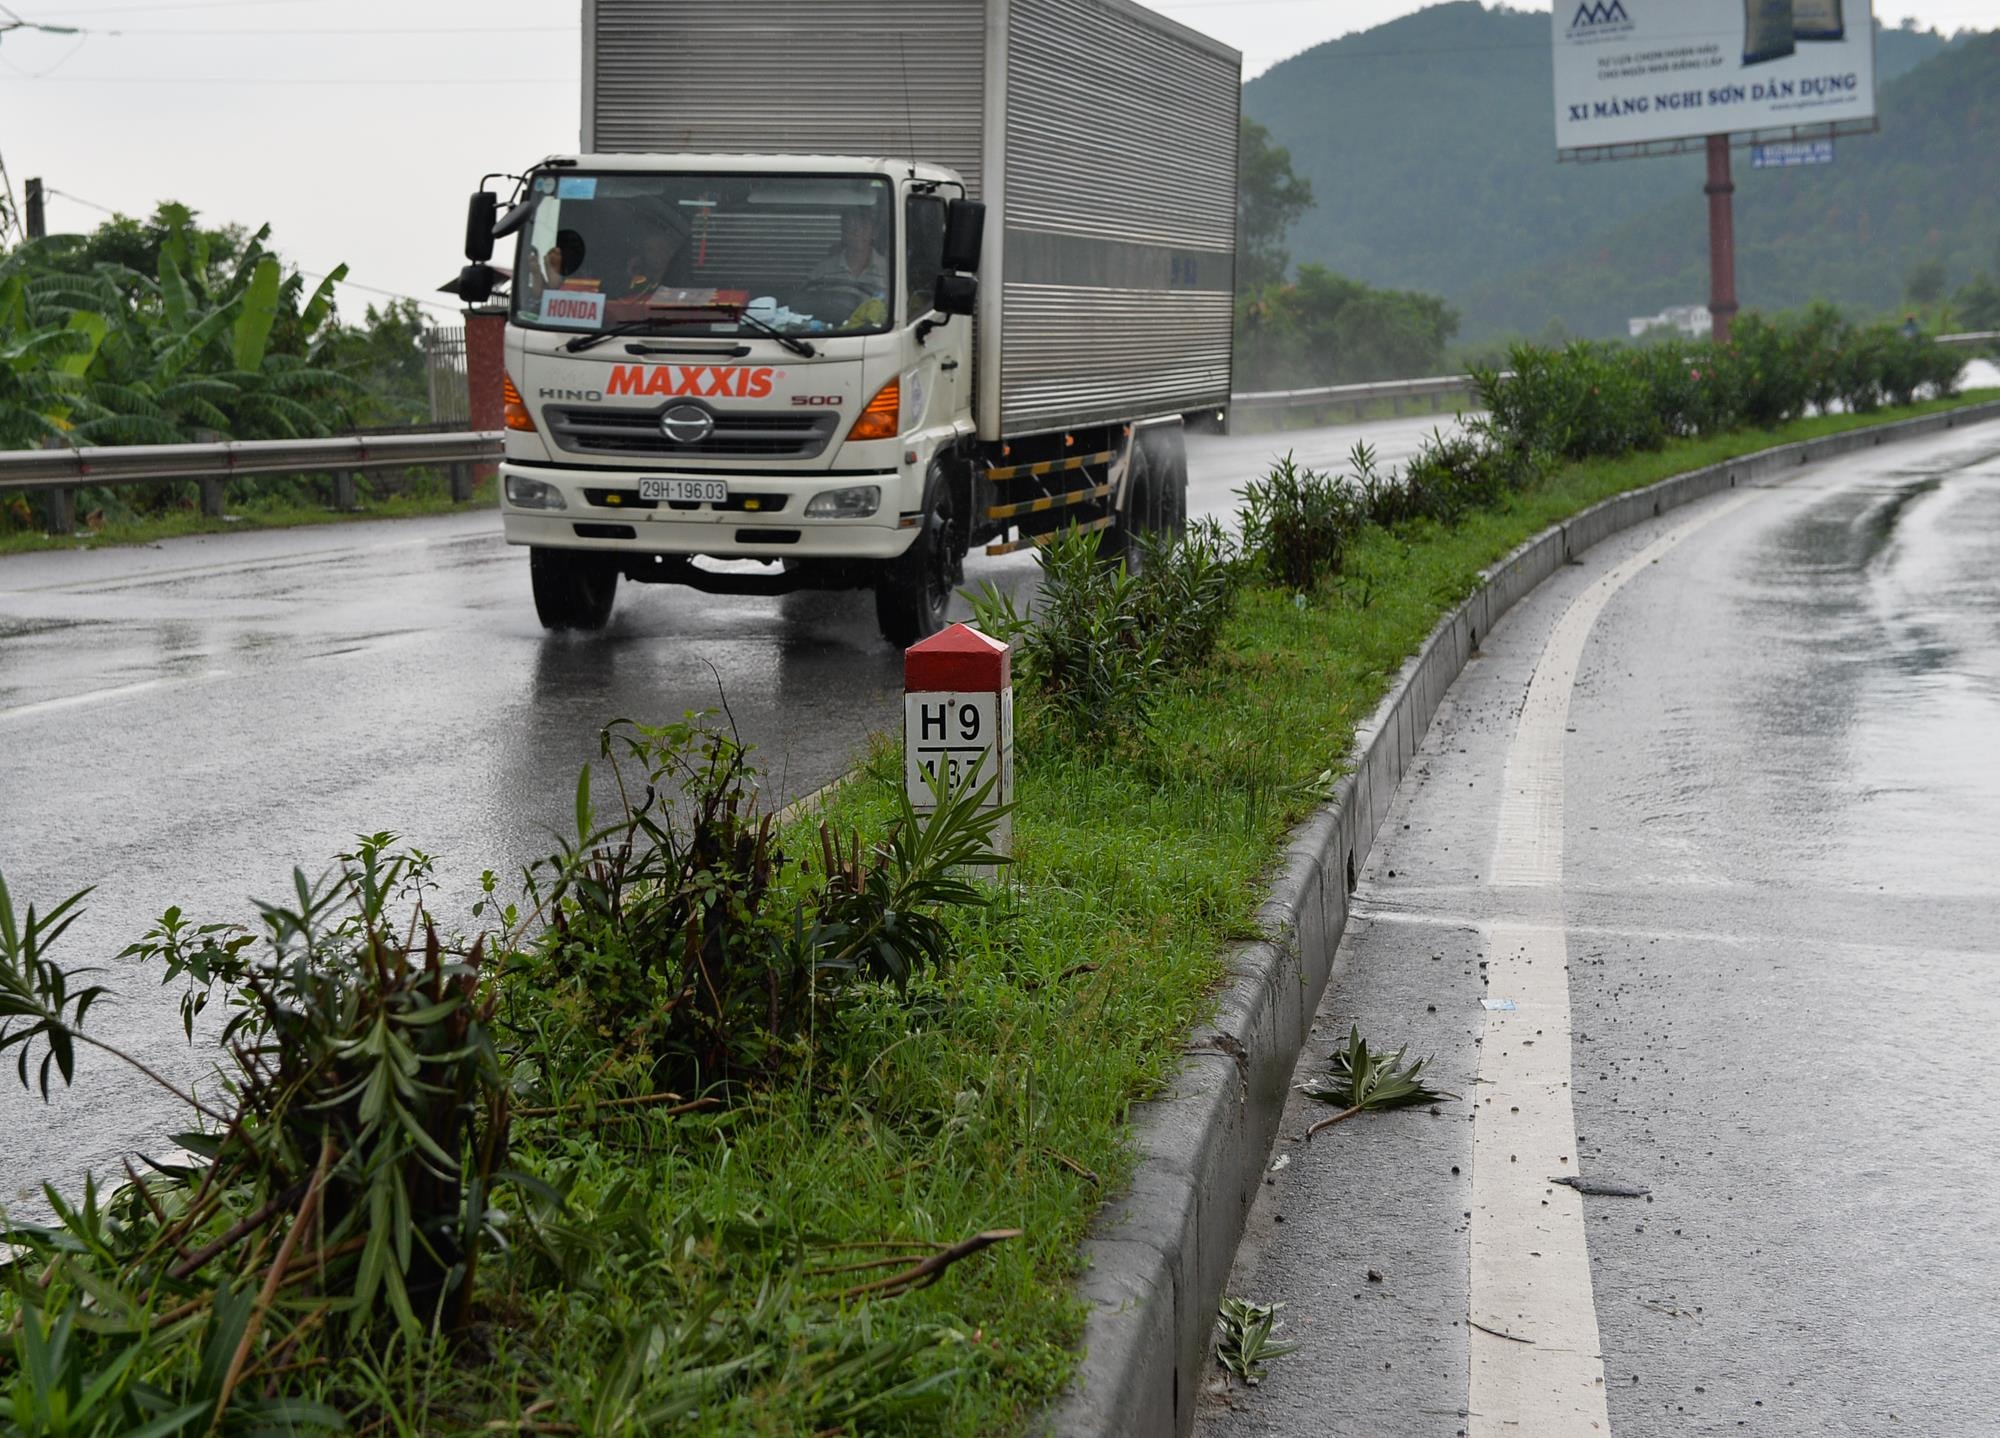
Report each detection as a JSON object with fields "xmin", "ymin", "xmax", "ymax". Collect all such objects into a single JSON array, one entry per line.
[{"xmin": 511, "ymin": 172, "xmax": 895, "ymax": 340}]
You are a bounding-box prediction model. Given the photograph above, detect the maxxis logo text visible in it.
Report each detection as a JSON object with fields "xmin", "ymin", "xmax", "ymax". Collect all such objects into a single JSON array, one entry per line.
[{"xmin": 605, "ymin": 364, "xmax": 777, "ymax": 399}]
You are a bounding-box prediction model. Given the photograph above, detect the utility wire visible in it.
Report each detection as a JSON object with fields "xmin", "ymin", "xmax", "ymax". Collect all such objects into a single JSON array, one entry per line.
[
  {"xmin": 16, "ymin": 74, "xmax": 555, "ymax": 83},
  {"xmin": 90, "ymin": 23, "xmax": 569, "ymax": 34},
  {"xmin": 43, "ymin": 186, "xmax": 120, "ymax": 215},
  {"xmin": 0, "ymin": 2, "xmax": 80, "ymax": 35},
  {"xmin": 53, "ymin": 0, "xmax": 317, "ymax": 14},
  {"xmin": 39, "ymin": 187, "xmax": 460, "ymax": 314}
]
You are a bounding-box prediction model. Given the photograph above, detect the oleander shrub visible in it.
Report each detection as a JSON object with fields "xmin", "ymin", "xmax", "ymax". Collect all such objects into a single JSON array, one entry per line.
[
  {"xmin": 1894, "ymin": 331, "xmax": 1966, "ymax": 406},
  {"xmin": 504, "ymin": 715, "xmax": 1005, "ymax": 1103},
  {"xmin": 1834, "ymin": 326, "xmax": 1894, "ymax": 412},
  {"xmin": 1131, "ymin": 519, "xmax": 1244, "ymax": 673},
  {"xmin": 967, "ymin": 522, "xmax": 1245, "ymax": 747},
  {"xmin": 1477, "ymin": 341, "xmax": 1667, "ymax": 462},
  {"xmin": 1236, "ymin": 451, "xmax": 1363, "ymax": 590},
  {"xmin": 1480, "ymin": 310, "xmax": 1970, "ymax": 455},
  {"xmin": 1792, "ymin": 301, "xmax": 1850, "ymax": 414},
  {"xmin": 1630, "ymin": 338, "xmax": 1731, "ymax": 439},
  {"xmin": 1398, "ymin": 427, "xmax": 1536, "ymax": 525},
  {"xmin": 1727, "ymin": 313, "xmax": 1812, "ymax": 429}
]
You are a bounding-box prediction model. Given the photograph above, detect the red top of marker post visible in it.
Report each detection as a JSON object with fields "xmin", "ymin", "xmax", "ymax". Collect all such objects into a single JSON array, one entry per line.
[{"xmin": 905, "ymin": 623, "xmax": 1010, "ymax": 693}]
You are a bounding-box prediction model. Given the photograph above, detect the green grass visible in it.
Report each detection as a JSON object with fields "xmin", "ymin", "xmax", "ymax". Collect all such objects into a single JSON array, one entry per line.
[
  {"xmin": 0, "ymin": 477, "xmax": 495, "ymax": 555},
  {"xmin": 3, "ymin": 390, "xmax": 1992, "ymax": 1434}
]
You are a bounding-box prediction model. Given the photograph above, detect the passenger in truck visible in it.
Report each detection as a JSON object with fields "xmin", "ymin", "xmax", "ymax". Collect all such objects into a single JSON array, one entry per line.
[{"xmin": 541, "ymin": 229, "xmax": 587, "ymax": 286}]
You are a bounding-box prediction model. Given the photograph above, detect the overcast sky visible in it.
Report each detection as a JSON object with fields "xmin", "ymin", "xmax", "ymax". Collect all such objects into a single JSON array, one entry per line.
[{"xmin": 1, "ymin": 0, "xmax": 1989, "ymax": 329}]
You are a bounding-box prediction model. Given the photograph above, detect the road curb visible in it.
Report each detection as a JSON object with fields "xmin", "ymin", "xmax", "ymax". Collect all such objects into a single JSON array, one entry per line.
[{"xmin": 1041, "ymin": 398, "xmax": 2000, "ymax": 1437}]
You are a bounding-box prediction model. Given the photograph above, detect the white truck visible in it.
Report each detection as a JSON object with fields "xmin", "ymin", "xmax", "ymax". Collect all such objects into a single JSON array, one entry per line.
[{"xmin": 458, "ymin": 0, "xmax": 1239, "ymax": 643}]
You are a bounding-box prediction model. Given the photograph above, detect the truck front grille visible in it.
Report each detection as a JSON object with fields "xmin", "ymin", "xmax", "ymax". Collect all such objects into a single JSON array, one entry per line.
[{"xmin": 545, "ymin": 403, "xmax": 839, "ymax": 460}]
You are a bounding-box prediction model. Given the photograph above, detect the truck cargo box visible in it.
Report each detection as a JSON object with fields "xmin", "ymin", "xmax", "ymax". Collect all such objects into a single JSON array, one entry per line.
[{"xmin": 582, "ymin": 0, "xmax": 1239, "ymax": 441}]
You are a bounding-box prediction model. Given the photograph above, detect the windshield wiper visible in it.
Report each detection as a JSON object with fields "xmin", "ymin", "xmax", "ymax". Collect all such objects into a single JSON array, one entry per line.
[
  {"xmin": 564, "ymin": 306, "xmax": 814, "ymax": 358},
  {"xmin": 565, "ymin": 319, "xmax": 663, "ymax": 354},
  {"xmin": 731, "ymin": 307, "xmax": 816, "ymax": 359}
]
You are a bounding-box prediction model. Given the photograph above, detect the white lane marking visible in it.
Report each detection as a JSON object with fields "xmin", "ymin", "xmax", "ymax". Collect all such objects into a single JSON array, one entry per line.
[
  {"xmin": 0, "ymin": 530, "xmax": 478, "ymax": 597},
  {"xmin": 1350, "ymin": 905, "xmax": 1755, "ymax": 949},
  {"xmin": 1468, "ymin": 491, "xmax": 1758, "ymax": 1437},
  {"xmin": 0, "ymin": 671, "xmax": 235, "ymax": 724}
]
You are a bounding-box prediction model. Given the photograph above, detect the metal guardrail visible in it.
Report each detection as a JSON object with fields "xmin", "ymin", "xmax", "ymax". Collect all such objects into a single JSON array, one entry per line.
[
  {"xmin": 0, "ymin": 431, "xmax": 504, "ymax": 534},
  {"xmin": 0, "ymin": 431, "xmax": 502, "ymax": 490},
  {"xmin": 1232, "ymin": 371, "xmax": 1493, "ymax": 413},
  {"xmin": 5, "ymin": 335, "xmax": 1994, "ymax": 532}
]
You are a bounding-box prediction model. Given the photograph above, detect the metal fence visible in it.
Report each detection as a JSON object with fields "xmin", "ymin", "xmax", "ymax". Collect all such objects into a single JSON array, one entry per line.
[{"xmin": 422, "ymin": 325, "xmax": 470, "ymax": 426}]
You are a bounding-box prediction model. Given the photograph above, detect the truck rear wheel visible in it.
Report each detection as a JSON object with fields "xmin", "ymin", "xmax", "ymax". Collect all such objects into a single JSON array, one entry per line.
[
  {"xmin": 875, "ymin": 466, "xmax": 960, "ymax": 647},
  {"xmin": 1147, "ymin": 426, "xmax": 1190, "ymax": 539},
  {"xmin": 530, "ymin": 547, "xmax": 620, "ymax": 631},
  {"xmin": 1103, "ymin": 426, "xmax": 1189, "ymax": 565}
]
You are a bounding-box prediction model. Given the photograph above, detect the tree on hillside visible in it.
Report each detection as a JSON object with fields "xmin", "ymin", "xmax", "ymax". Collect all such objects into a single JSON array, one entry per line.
[
  {"xmin": 1905, "ymin": 259, "xmax": 1947, "ymax": 307},
  {"xmin": 1236, "ymin": 265, "xmax": 1458, "ymax": 389},
  {"xmin": 1955, "ymin": 273, "xmax": 2000, "ymax": 331},
  {"xmin": 1238, "ymin": 118, "xmax": 1314, "ymax": 293},
  {"xmin": 1952, "ymin": 235, "xmax": 2000, "ymax": 338}
]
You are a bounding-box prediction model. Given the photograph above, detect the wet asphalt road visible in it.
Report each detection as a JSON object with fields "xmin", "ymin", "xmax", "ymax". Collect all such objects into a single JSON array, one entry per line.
[
  {"xmin": 0, "ymin": 411, "xmax": 1456, "ymax": 1208},
  {"xmin": 1197, "ymin": 417, "xmax": 2000, "ymax": 1436}
]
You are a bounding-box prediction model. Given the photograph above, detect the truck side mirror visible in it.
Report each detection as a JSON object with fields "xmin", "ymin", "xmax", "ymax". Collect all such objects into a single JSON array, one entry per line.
[
  {"xmin": 457, "ymin": 262, "xmax": 499, "ymax": 305},
  {"xmin": 493, "ymin": 198, "xmax": 535, "ymax": 241},
  {"xmin": 942, "ymin": 200, "xmax": 985, "ymax": 274},
  {"xmin": 465, "ymin": 192, "xmax": 498, "ymax": 263},
  {"xmin": 934, "ymin": 272, "xmax": 978, "ymax": 317}
]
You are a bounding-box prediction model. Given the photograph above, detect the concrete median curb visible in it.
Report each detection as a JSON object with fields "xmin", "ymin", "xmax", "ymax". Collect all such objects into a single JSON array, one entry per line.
[{"xmin": 1040, "ymin": 397, "xmax": 2000, "ymax": 1437}]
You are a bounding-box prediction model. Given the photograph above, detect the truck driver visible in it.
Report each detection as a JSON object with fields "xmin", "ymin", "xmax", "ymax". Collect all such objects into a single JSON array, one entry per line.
[{"xmin": 800, "ymin": 206, "xmax": 888, "ymax": 325}]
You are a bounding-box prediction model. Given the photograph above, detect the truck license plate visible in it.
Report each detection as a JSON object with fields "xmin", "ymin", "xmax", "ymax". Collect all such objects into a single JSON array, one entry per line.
[{"xmin": 639, "ymin": 478, "xmax": 729, "ymax": 504}]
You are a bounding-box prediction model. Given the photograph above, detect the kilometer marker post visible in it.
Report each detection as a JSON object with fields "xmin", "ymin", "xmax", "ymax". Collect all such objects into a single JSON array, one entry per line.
[{"xmin": 904, "ymin": 623, "xmax": 1013, "ymax": 862}]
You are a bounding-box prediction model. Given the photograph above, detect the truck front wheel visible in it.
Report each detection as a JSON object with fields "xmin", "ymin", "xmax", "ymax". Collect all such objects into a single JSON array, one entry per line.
[
  {"xmin": 530, "ymin": 547, "xmax": 620, "ymax": 631},
  {"xmin": 875, "ymin": 466, "xmax": 961, "ymax": 647}
]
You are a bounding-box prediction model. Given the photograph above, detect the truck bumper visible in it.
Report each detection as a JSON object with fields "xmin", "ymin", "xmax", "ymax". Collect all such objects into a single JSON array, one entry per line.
[{"xmin": 498, "ymin": 462, "xmax": 920, "ymax": 561}]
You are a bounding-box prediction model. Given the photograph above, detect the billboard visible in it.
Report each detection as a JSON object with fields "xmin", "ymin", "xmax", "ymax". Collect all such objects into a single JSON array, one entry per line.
[{"xmin": 1553, "ymin": 0, "xmax": 1876, "ymax": 153}]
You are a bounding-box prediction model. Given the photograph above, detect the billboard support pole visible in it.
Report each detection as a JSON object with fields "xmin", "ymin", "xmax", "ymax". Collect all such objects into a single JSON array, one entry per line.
[{"xmin": 1704, "ymin": 134, "xmax": 1738, "ymax": 344}]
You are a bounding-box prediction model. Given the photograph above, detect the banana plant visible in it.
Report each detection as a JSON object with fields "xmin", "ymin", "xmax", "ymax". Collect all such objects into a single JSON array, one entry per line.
[{"xmin": 1, "ymin": 204, "xmax": 359, "ymax": 453}]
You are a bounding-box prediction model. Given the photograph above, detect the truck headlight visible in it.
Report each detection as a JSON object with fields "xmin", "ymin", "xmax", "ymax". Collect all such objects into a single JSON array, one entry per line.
[
  {"xmin": 505, "ymin": 475, "xmax": 566, "ymax": 510},
  {"xmin": 803, "ymin": 484, "xmax": 882, "ymax": 519}
]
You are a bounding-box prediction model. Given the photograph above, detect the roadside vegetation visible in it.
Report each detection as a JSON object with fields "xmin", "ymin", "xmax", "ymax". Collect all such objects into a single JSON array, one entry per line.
[
  {"xmin": 1, "ymin": 318, "xmax": 1994, "ymax": 1434},
  {"xmin": 0, "ymin": 204, "xmax": 442, "ymax": 544}
]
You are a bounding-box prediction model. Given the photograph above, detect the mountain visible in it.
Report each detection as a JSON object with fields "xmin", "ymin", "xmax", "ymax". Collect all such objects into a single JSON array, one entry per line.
[{"xmin": 1242, "ymin": 4, "xmax": 1995, "ymax": 340}]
